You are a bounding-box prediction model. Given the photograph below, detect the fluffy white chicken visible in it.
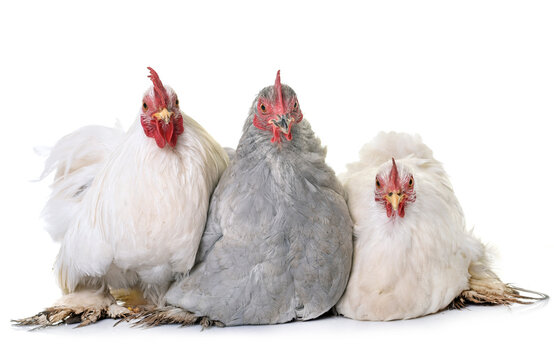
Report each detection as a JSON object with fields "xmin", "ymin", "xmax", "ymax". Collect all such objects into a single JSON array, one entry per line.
[
  {"xmin": 17, "ymin": 68, "xmax": 228, "ymax": 326},
  {"xmin": 336, "ymin": 132, "xmax": 545, "ymax": 321}
]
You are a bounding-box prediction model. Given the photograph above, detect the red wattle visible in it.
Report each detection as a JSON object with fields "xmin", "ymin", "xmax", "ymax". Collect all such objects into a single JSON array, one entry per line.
[
  {"xmin": 253, "ymin": 113, "xmax": 295, "ymax": 144},
  {"xmin": 171, "ymin": 115, "xmax": 184, "ymax": 147},
  {"xmin": 285, "ymin": 128, "xmax": 293, "ymax": 141},
  {"xmin": 386, "ymin": 202, "xmax": 393, "ymax": 217},
  {"xmin": 141, "ymin": 113, "xmax": 184, "ymax": 149},
  {"xmin": 164, "ymin": 122, "xmax": 174, "ymax": 147},
  {"xmin": 398, "ymin": 200, "xmax": 406, "ymax": 218},
  {"xmin": 271, "ymin": 126, "xmax": 281, "ymax": 143},
  {"xmin": 152, "ymin": 120, "xmax": 165, "ymax": 148}
]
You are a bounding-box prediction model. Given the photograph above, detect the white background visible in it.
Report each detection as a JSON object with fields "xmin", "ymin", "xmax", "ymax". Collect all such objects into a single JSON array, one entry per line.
[{"xmin": 1, "ymin": 1, "xmax": 552, "ymax": 359}]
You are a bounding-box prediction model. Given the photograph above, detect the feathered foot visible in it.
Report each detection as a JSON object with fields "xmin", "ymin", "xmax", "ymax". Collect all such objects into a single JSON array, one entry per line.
[
  {"xmin": 12, "ymin": 290, "xmax": 133, "ymax": 329},
  {"xmin": 450, "ymin": 285, "xmax": 548, "ymax": 309},
  {"xmin": 127, "ymin": 306, "xmax": 224, "ymax": 329},
  {"xmin": 13, "ymin": 303, "xmax": 132, "ymax": 329}
]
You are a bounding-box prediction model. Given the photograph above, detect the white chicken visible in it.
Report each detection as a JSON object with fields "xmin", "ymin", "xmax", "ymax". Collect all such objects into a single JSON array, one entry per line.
[
  {"xmin": 335, "ymin": 132, "xmax": 545, "ymax": 321},
  {"xmin": 17, "ymin": 68, "xmax": 228, "ymax": 326}
]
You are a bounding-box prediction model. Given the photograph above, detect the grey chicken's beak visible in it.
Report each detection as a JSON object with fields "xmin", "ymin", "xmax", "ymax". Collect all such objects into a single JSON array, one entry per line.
[{"xmin": 271, "ymin": 115, "xmax": 294, "ymax": 135}]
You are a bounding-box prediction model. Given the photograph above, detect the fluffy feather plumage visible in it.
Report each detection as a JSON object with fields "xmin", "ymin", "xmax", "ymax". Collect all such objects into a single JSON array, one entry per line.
[
  {"xmin": 153, "ymin": 76, "xmax": 353, "ymax": 326},
  {"xmin": 17, "ymin": 70, "xmax": 228, "ymax": 326},
  {"xmin": 41, "ymin": 125, "xmax": 125, "ymax": 242},
  {"xmin": 54, "ymin": 114, "xmax": 228, "ymax": 302},
  {"xmin": 336, "ymin": 132, "xmax": 542, "ymax": 321}
]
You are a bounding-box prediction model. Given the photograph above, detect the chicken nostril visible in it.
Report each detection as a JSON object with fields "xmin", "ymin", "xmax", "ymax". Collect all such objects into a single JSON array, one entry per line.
[{"xmin": 388, "ymin": 192, "xmax": 393, "ymax": 196}]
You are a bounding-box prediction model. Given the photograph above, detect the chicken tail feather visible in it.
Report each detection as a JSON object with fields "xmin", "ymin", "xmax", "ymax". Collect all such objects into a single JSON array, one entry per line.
[
  {"xmin": 451, "ymin": 284, "xmax": 548, "ymax": 309},
  {"xmin": 449, "ymin": 259, "xmax": 549, "ymax": 309}
]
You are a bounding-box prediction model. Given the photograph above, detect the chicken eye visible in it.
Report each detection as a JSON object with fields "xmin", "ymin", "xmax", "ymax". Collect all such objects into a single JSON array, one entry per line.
[
  {"xmin": 375, "ymin": 179, "xmax": 380, "ymax": 188},
  {"xmin": 260, "ymin": 104, "xmax": 267, "ymax": 113},
  {"xmin": 175, "ymin": 98, "xmax": 179, "ymax": 107},
  {"xmin": 409, "ymin": 177, "xmax": 414, "ymax": 187},
  {"xmin": 143, "ymin": 102, "xmax": 148, "ymax": 111},
  {"xmin": 294, "ymin": 101, "xmax": 298, "ymax": 109}
]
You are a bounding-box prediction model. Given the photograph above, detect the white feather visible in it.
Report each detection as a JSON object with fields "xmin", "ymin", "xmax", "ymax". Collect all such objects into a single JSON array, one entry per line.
[
  {"xmin": 41, "ymin": 125, "xmax": 125, "ymax": 242},
  {"xmin": 44, "ymin": 101, "xmax": 228, "ymax": 305},
  {"xmin": 336, "ymin": 131, "xmax": 486, "ymax": 320}
]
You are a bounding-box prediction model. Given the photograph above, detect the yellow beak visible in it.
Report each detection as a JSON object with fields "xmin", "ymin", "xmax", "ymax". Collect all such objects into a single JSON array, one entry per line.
[
  {"xmin": 385, "ymin": 193, "xmax": 403, "ymax": 211},
  {"xmin": 153, "ymin": 108, "xmax": 174, "ymax": 124}
]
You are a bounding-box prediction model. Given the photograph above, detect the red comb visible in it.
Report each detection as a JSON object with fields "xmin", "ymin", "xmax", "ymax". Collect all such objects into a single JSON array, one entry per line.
[
  {"xmin": 390, "ymin": 158, "xmax": 399, "ymax": 185},
  {"xmin": 147, "ymin": 67, "xmax": 167, "ymax": 108},
  {"xmin": 274, "ymin": 70, "xmax": 284, "ymax": 110}
]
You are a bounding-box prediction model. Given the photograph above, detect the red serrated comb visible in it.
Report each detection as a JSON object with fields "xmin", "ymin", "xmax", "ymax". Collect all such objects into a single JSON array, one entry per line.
[
  {"xmin": 274, "ymin": 70, "xmax": 284, "ymax": 111},
  {"xmin": 390, "ymin": 157, "xmax": 399, "ymax": 186},
  {"xmin": 147, "ymin": 67, "xmax": 167, "ymax": 108}
]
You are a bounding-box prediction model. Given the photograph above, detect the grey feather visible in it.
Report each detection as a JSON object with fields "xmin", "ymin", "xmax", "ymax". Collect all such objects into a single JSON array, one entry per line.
[{"xmin": 164, "ymin": 83, "xmax": 353, "ymax": 326}]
